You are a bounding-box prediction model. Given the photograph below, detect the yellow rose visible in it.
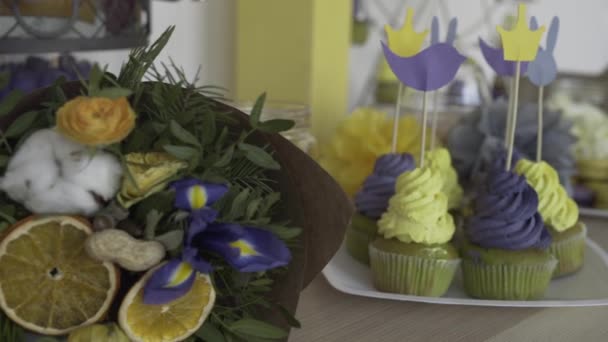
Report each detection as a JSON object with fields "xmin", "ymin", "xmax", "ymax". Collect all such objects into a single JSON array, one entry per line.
[
  {"xmin": 56, "ymin": 96, "xmax": 136, "ymax": 145},
  {"xmin": 117, "ymin": 152, "xmax": 188, "ymax": 208}
]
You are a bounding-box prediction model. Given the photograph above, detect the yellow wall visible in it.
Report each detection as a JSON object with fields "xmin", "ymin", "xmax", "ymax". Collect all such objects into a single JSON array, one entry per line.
[
  {"xmin": 235, "ymin": 1, "xmax": 313, "ymax": 104},
  {"xmin": 310, "ymin": 0, "xmax": 351, "ymax": 142},
  {"xmin": 234, "ymin": 0, "xmax": 351, "ymax": 142}
]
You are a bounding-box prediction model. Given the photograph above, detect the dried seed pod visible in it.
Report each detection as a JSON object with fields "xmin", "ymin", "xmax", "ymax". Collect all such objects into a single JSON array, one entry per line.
[
  {"xmin": 85, "ymin": 229, "xmax": 166, "ymax": 272},
  {"xmin": 92, "ymin": 214, "xmax": 116, "ymax": 232},
  {"xmin": 105, "ymin": 200, "xmax": 130, "ymax": 221}
]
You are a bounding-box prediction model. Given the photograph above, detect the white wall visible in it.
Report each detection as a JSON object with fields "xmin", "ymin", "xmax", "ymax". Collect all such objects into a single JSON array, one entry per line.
[
  {"xmin": 349, "ymin": 0, "xmax": 608, "ymax": 109},
  {"xmin": 448, "ymin": 0, "xmax": 608, "ymax": 76},
  {"xmin": 80, "ymin": 0, "xmax": 234, "ymax": 90}
]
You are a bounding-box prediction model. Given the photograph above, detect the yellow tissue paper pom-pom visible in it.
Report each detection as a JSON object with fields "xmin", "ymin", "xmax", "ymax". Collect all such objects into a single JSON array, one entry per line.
[{"xmin": 317, "ymin": 108, "xmax": 430, "ymax": 196}]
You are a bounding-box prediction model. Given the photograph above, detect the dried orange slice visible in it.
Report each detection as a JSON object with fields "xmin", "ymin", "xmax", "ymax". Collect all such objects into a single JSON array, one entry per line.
[
  {"xmin": 0, "ymin": 216, "xmax": 119, "ymax": 335},
  {"xmin": 119, "ymin": 262, "xmax": 215, "ymax": 342}
]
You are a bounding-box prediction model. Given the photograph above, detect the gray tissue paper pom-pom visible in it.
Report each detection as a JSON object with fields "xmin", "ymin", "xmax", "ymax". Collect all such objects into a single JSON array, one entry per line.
[{"xmin": 448, "ymin": 100, "xmax": 576, "ymax": 192}]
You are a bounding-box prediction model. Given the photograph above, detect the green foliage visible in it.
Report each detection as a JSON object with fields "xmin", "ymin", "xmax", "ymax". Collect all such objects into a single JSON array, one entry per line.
[
  {"xmin": 163, "ymin": 145, "xmax": 199, "ymax": 160},
  {"xmin": 94, "ymin": 87, "xmax": 133, "ymax": 99},
  {"xmin": 87, "ymin": 64, "xmax": 104, "ymax": 95},
  {"xmin": 154, "ymin": 229, "xmax": 184, "ymax": 251},
  {"xmin": 4, "ymin": 111, "xmax": 40, "ymax": 138},
  {"xmin": 117, "ymin": 26, "xmax": 176, "ymax": 92},
  {"xmin": 257, "ymin": 119, "xmax": 295, "ymax": 133},
  {"xmin": 230, "ymin": 319, "xmax": 288, "ymax": 339},
  {"xmin": 35, "ymin": 338, "xmax": 60, "ymax": 342},
  {"xmin": 248, "ymin": 93, "xmax": 266, "ymax": 127},
  {"xmin": 196, "ymin": 322, "xmax": 226, "ymax": 342},
  {"xmin": 0, "ymin": 311, "xmax": 22, "ymax": 342},
  {"xmin": 170, "ymin": 120, "xmax": 201, "ymax": 147},
  {"xmin": 0, "ymin": 71, "xmax": 9, "ymax": 90},
  {"xmin": 238, "ymin": 143, "xmax": 280, "ymax": 170},
  {"xmin": 248, "ymin": 92, "xmax": 295, "ymax": 133},
  {"xmin": 0, "ymin": 91, "xmax": 24, "ymax": 117}
]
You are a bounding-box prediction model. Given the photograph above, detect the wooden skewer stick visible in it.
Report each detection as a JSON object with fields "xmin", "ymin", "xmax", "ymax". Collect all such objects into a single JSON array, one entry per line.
[
  {"xmin": 420, "ymin": 91, "xmax": 429, "ymax": 168},
  {"xmin": 505, "ymin": 76, "xmax": 516, "ymax": 148},
  {"xmin": 536, "ymin": 86, "xmax": 544, "ymax": 162},
  {"xmin": 430, "ymin": 91, "xmax": 439, "ymax": 151},
  {"xmin": 506, "ymin": 61, "xmax": 522, "ymax": 171},
  {"xmin": 391, "ymin": 83, "xmax": 404, "ymax": 153}
]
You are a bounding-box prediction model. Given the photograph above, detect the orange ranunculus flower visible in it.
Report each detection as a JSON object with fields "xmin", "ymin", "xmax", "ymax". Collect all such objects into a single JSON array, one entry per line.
[{"xmin": 56, "ymin": 96, "xmax": 136, "ymax": 146}]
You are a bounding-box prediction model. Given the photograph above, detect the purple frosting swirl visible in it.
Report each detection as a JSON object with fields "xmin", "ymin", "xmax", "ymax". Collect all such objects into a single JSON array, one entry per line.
[
  {"xmin": 354, "ymin": 153, "xmax": 415, "ymax": 219},
  {"xmin": 467, "ymin": 166, "xmax": 552, "ymax": 250}
]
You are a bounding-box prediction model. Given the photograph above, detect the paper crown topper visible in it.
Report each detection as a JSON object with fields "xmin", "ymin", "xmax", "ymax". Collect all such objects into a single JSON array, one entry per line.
[
  {"xmin": 497, "ymin": 4, "xmax": 545, "ymax": 61},
  {"xmin": 384, "ymin": 8, "xmax": 429, "ymax": 57},
  {"xmin": 431, "ymin": 16, "xmax": 458, "ymax": 46},
  {"xmin": 526, "ymin": 16, "xmax": 560, "ymax": 86},
  {"xmin": 478, "ymin": 38, "xmax": 529, "ymax": 77},
  {"xmin": 381, "ymin": 42, "xmax": 466, "ymax": 91},
  {"xmin": 382, "ymin": 11, "xmax": 465, "ymax": 91}
]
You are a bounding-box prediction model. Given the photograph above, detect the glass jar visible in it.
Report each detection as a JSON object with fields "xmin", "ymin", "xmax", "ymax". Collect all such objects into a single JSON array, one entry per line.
[{"xmin": 233, "ymin": 101, "xmax": 316, "ymax": 155}]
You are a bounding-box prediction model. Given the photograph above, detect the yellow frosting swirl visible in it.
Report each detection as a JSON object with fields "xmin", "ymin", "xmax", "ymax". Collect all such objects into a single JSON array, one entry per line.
[
  {"xmin": 426, "ymin": 148, "xmax": 463, "ymax": 209},
  {"xmin": 515, "ymin": 160, "xmax": 579, "ymax": 232},
  {"xmin": 378, "ymin": 166, "xmax": 455, "ymax": 244}
]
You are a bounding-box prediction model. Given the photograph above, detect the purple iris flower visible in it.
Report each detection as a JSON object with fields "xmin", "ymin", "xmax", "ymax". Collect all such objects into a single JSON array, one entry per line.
[
  {"xmin": 189, "ymin": 221, "xmax": 292, "ymax": 273},
  {"xmin": 171, "ymin": 178, "xmax": 229, "ymax": 212},
  {"xmin": 143, "ymin": 177, "xmax": 291, "ymax": 305},
  {"xmin": 143, "ymin": 258, "xmax": 198, "ymax": 305}
]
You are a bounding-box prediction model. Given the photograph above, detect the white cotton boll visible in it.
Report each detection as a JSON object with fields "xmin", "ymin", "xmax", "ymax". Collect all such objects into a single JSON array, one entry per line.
[
  {"xmin": 1, "ymin": 130, "xmax": 59, "ymax": 203},
  {"xmin": 0, "ymin": 128, "xmax": 124, "ymax": 216},
  {"xmin": 64, "ymin": 154, "xmax": 123, "ymax": 201},
  {"xmin": 54, "ymin": 134, "xmax": 123, "ymax": 201},
  {"xmin": 25, "ymin": 179, "xmax": 100, "ymax": 215}
]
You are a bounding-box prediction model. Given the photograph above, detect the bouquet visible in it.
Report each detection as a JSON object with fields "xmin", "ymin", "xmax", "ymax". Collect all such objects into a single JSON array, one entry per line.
[{"xmin": 0, "ymin": 28, "xmax": 352, "ymax": 342}]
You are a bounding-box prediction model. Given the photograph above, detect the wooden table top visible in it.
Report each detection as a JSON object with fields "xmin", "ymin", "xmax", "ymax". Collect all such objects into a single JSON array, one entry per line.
[{"xmin": 289, "ymin": 216, "xmax": 608, "ymax": 342}]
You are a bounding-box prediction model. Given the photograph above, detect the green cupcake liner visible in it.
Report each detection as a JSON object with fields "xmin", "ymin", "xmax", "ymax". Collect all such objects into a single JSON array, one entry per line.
[
  {"xmin": 345, "ymin": 226, "xmax": 375, "ymax": 265},
  {"xmin": 462, "ymin": 258, "xmax": 557, "ymax": 300},
  {"xmin": 369, "ymin": 244, "xmax": 460, "ymax": 297},
  {"xmin": 550, "ymin": 224, "xmax": 586, "ymax": 278}
]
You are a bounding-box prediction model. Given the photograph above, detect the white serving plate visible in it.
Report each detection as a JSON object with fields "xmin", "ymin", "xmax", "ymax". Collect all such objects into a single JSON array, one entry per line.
[
  {"xmin": 323, "ymin": 238, "xmax": 608, "ymax": 307},
  {"xmin": 580, "ymin": 207, "xmax": 608, "ymax": 219}
]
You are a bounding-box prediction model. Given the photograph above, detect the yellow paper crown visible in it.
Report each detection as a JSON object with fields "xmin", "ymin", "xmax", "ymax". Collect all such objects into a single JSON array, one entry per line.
[
  {"xmin": 497, "ymin": 4, "xmax": 545, "ymax": 61},
  {"xmin": 384, "ymin": 8, "xmax": 428, "ymax": 57}
]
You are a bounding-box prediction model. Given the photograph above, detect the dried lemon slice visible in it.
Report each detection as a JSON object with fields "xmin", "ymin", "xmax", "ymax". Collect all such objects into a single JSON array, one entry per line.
[
  {"xmin": 119, "ymin": 262, "xmax": 215, "ymax": 342},
  {"xmin": 0, "ymin": 216, "xmax": 119, "ymax": 335}
]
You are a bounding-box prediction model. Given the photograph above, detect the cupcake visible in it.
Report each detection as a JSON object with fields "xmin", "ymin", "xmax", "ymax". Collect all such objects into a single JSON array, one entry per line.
[
  {"xmin": 572, "ymin": 183, "xmax": 594, "ymax": 208},
  {"xmin": 576, "ymin": 159, "xmax": 608, "ymax": 209},
  {"xmin": 515, "ymin": 159, "xmax": 584, "ymax": 277},
  {"xmin": 347, "ymin": 153, "xmax": 415, "ymax": 264},
  {"xmin": 426, "ymin": 148, "xmax": 463, "ymax": 210},
  {"xmin": 463, "ymin": 165, "xmax": 556, "ymax": 300},
  {"xmin": 550, "ymin": 94, "xmax": 608, "ymax": 208},
  {"xmin": 370, "ymin": 166, "xmax": 460, "ymax": 297}
]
